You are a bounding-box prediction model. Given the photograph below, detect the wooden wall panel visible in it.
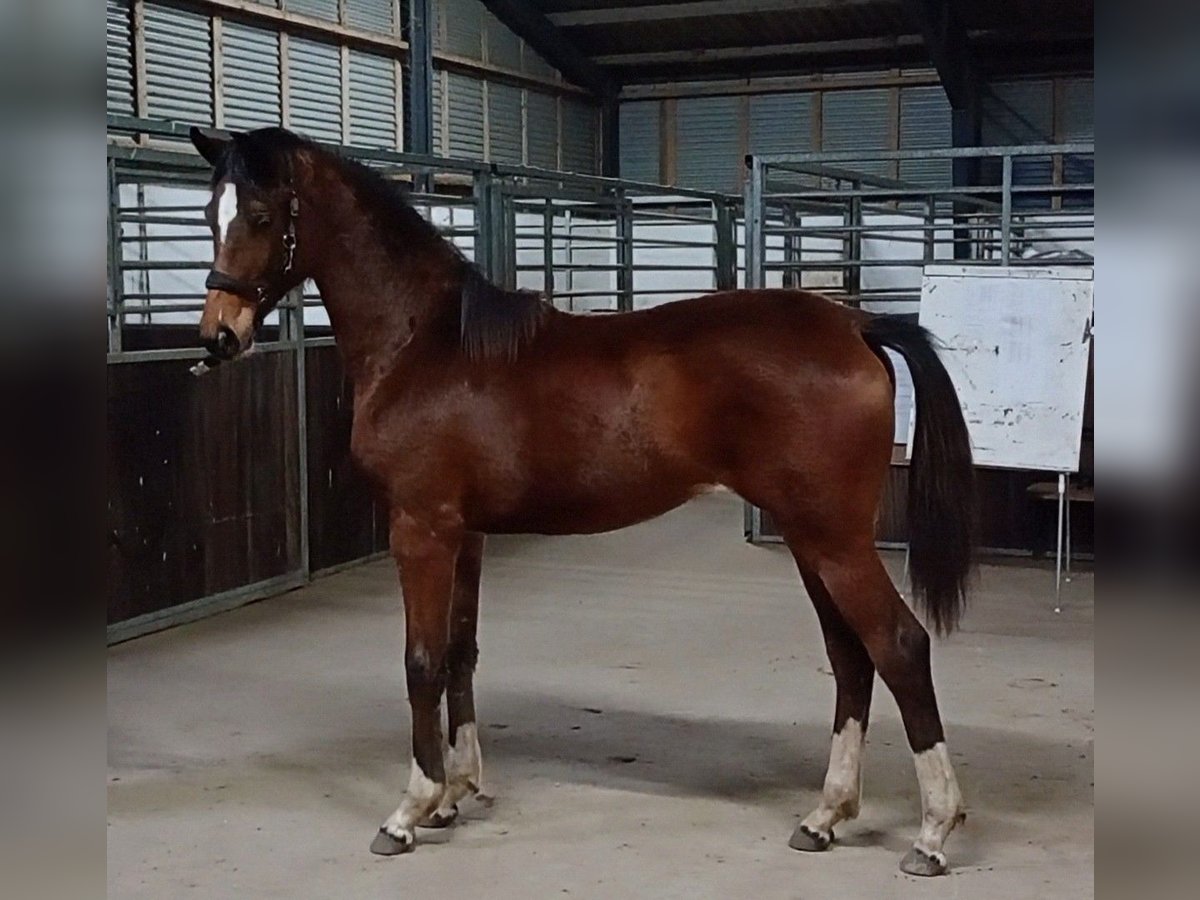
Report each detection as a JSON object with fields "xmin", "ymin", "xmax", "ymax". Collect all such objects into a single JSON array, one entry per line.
[{"xmin": 107, "ymin": 350, "xmax": 300, "ymax": 624}]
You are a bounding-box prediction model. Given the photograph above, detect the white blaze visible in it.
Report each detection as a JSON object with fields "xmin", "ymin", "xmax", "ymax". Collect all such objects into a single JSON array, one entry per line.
[{"xmin": 216, "ymin": 182, "xmax": 238, "ymax": 243}]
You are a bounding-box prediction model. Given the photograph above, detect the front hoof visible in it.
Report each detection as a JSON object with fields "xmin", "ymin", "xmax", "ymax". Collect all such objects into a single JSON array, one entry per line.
[
  {"xmin": 420, "ymin": 805, "xmax": 458, "ymax": 829},
  {"xmin": 370, "ymin": 827, "xmax": 414, "ymax": 856},
  {"xmin": 900, "ymin": 846, "xmax": 948, "ymax": 877},
  {"xmin": 788, "ymin": 823, "xmax": 833, "ymax": 852}
]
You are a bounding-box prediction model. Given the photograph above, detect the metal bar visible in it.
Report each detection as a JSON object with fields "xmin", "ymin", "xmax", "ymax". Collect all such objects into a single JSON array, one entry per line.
[
  {"xmin": 714, "ymin": 198, "xmax": 736, "ymax": 291},
  {"xmin": 746, "ymin": 155, "xmax": 764, "ymax": 289},
  {"xmin": 616, "ymin": 191, "xmax": 634, "ymax": 312},
  {"xmin": 107, "ymin": 571, "xmax": 308, "ymax": 645},
  {"xmin": 107, "ymin": 158, "xmax": 123, "ymax": 353},
  {"xmin": 542, "ymin": 198, "xmax": 554, "ymax": 299},
  {"xmin": 290, "ymin": 285, "xmax": 310, "ymax": 581},
  {"xmin": 752, "ymin": 143, "xmax": 1093, "ymax": 164},
  {"xmin": 1001, "ymin": 155, "xmax": 1013, "ymax": 265},
  {"xmin": 107, "ymin": 342, "xmax": 296, "ymax": 364},
  {"xmin": 515, "ymin": 263, "xmax": 720, "ymax": 272}
]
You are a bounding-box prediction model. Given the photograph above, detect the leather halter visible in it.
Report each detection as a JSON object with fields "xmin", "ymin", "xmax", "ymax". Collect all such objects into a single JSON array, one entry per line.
[{"xmin": 205, "ymin": 192, "xmax": 299, "ymax": 316}]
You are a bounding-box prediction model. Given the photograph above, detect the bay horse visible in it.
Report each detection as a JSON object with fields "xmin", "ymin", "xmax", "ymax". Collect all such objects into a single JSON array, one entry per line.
[{"xmin": 188, "ymin": 126, "xmax": 974, "ymax": 877}]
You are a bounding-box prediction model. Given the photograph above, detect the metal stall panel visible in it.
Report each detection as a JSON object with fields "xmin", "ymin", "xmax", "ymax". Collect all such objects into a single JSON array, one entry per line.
[
  {"xmin": 446, "ymin": 72, "xmax": 485, "ymax": 160},
  {"xmin": 488, "ymin": 81, "xmax": 523, "ymax": 164},
  {"xmin": 222, "ymin": 21, "xmax": 282, "ymax": 130},
  {"xmin": 288, "ymin": 36, "xmax": 344, "ymax": 143},
  {"xmin": 899, "ymin": 86, "xmax": 952, "ymax": 187},
  {"xmin": 143, "ymin": 2, "xmax": 213, "ymax": 125},
  {"xmin": 619, "ymin": 101, "xmax": 659, "ymax": 183},
  {"xmin": 676, "ymin": 95, "xmax": 741, "ymax": 192},
  {"xmin": 106, "ymin": 0, "xmax": 133, "ymax": 116},
  {"xmin": 561, "ymin": 98, "xmax": 600, "ymax": 175},
  {"xmin": 348, "ymin": 49, "xmax": 398, "ymax": 148},
  {"xmin": 748, "ymin": 92, "xmax": 813, "ymax": 156},
  {"xmin": 526, "ymin": 90, "xmax": 558, "ymax": 169},
  {"xmin": 822, "ymin": 89, "xmax": 891, "ymax": 177}
]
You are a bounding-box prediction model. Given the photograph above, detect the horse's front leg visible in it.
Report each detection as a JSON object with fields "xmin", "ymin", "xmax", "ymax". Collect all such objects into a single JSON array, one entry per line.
[
  {"xmin": 370, "ymin": 511, "xmax": 462, "ymax": 856},
  {"xmin": 423, "ymin": 531, "xmax": 486, "ymax": 827}
]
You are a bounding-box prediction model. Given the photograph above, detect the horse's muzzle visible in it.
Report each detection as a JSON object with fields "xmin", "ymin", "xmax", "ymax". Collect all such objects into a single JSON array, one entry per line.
[{"xmin": 203, "ymin": 324, "xmax": 241, "ymax": 360}]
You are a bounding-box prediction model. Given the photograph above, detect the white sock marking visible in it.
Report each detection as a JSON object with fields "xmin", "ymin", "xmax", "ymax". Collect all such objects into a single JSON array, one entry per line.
[
  {"xmin": 382, "ymin": 758, "xmax": 443, "ymax": 840},
  {"xmin": 216, "ymin": 182, "xmax": 238, "ymax": 243},
  {"xmin": 912, "ymin": 741, "xmax": 964, "ymax": 859},
  {"xmin": 436, "ymin": 723, "xmax": 482, "ymax": 815},
  {"xmin": 801, "ymin": 717, "xmax": 865, "ymax": 834}
]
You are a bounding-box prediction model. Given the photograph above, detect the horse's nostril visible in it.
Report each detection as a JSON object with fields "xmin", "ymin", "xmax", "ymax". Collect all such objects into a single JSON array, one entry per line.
[
  {"xmin": 204, "ymin": 325, "xmax": 240, "ymax": 359},
  {"xmin": 216, "ymin": 325, "xmax": 239, "ymax": 357}
]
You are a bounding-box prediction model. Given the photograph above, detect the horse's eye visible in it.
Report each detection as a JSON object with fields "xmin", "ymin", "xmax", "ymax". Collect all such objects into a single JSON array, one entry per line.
[{"xmin": 251, "ymin": 210, "xmax": 271, "ymax": 227}]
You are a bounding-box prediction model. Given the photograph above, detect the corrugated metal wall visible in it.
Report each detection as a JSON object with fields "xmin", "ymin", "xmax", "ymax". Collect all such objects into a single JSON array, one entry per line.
[
  {"xmin": 441, "ymin": 0, "xmax": 483, "ymax": 57},
  {"xmin": 561, "ymin": 98, "xmax": 599, "ymax": 174},
  {"xmin": 108, "ymin": 0, "xmax": 596, "ymax": 170},
  {"xmin": 446, "ymin": 72, "xmax": 485, "ymax": 159},
  {"xmin": 106, "ymin": 0, "xmax": 134, "ymax": 116},
  {"xmin": 619, "ymin": 101, "xmax": 659, "ymax": 183},
  {"xmin": 526, "ymin": 91, "xmax": 558, "ymax": 168},
  {"xmin": 143, "ymin": 3, "xmax": 213, "ymax": 124},
  {"xmin": 822, "ymin": 88, "xmax": 891, "ymax": 178},
  {"xmin": 675, "ymin": 95, "xmax": 741, "ymax": 192},
  {"xmin": 288, "ymin": 36, "xmax": 343, "ymax": 143},
  {"xmin": 485, "ymin": 10, "xmax": 522, "ymax": 69},
  {"xmin": 287, "ymin": 0, "xmax": 339, "ymax": 23},
  {"xmin": 343, "ymin": 0, "xmax": 395, "ymax": 34},
  {"xmin": 348, "ymin": 50, "xmax": 397, "ymax": 148},
  {"xmin": 488, "ymin": 82, "xmax": 523, "ymax": 164},
  {"xmin": 222, "ymin": 22, "xmax": 281, "ymax": 131},
  {"xmin": 899, "ymin": 85, "xmax": 952, "ymax": 187},
  {"xmin": 748, "ymin": 92, "xmax": 812, "ymax": 156}
]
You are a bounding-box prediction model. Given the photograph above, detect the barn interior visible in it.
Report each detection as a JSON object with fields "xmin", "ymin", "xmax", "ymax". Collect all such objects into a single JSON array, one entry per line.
[{"xmin": 107, "ymin": 2, "xmax": 1094, "ymax": 897}]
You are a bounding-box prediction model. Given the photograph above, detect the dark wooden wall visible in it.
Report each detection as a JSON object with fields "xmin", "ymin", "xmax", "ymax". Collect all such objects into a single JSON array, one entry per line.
[
  {"xmin": 107, "ymin": 349, "xmax": 301, "ymax": 624},
  {"xmin": 108, "ymin": 333, "xmax": 390, "ymax": 627},
  {"xmin": 305, "ymin": 345, "xmax": 389, "ymax": 572}
]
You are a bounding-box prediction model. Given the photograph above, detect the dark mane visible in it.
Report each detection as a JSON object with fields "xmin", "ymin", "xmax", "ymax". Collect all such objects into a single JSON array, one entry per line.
[
  {"xmin": 218, "ymin": 127, "xmax": 548, "ymax": 363},
  {"xmin": 459, "ymin": 268, "xmax": 549, "ymax": 363}
]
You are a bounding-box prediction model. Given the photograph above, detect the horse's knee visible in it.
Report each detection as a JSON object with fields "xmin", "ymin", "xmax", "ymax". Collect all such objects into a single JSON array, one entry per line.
[{"xmin": 405, "ymin": 644, "xmax": 446, "ymax": 689}]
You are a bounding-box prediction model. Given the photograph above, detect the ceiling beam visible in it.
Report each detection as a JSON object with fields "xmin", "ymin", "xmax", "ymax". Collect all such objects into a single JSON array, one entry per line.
[
  {"xmin": 594, "ymin": 35, "xmax": 922, "ymax": 66},
  {"xmin": 901, "ymin": 0, "xmax": 978, "ymax": 110},
  {"xmin": 549, "ymin": 0, "xmax": 879, "ymax": 28},
  {"xmin": 479, "ymin": 0, "xmax": 617, "ymax": 97}
]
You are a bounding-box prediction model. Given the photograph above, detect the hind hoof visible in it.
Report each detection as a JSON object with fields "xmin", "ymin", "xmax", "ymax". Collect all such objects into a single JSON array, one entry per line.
[
  {"xmin": 370, "ymin": 828, "xmax": 414, "ymax": 856},
  {"xmin": 420, "ymin": 805, "xmax": 458, "ymax": 829},
  {"xmin": 900, "ymin": 846, "xmax": 948, "ymax": 877},
  {"xmin": 788, "ymin": 823, "xmax": 833, "ymax": 852}
]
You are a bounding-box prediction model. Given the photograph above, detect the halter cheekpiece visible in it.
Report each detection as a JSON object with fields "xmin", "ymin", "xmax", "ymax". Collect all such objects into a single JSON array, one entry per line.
[{"xmin": 205, "ymin": 188, "xmax": 300, "ymax": 315}]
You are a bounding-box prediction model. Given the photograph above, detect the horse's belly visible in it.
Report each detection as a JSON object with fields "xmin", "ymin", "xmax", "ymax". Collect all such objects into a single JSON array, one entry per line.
[{"xmin": 475, "ymin": 458, "xmax": 711, "ymax": 535}]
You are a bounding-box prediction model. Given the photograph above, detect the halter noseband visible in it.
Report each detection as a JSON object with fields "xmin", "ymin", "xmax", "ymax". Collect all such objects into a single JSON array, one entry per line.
[{"xmin": 205, "ymin": 191, "xmax": 300, "ymax": 316}]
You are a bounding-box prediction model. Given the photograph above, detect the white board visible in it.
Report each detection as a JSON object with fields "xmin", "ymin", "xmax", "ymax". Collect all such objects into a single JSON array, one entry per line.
[{"xmin": 908, "ymin": 265, "xmax": 1093, "ymax": 472}]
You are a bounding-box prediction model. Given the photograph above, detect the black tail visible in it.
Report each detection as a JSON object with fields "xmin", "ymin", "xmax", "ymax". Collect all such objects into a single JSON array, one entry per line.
[{"xmin": 862, "ymin": 315, "xmax": 975, "ymax": 635}]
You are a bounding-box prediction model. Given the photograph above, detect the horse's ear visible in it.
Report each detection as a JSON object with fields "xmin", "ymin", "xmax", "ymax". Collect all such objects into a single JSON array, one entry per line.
[{"xmin": 190, "ymin": 127, "xmax": 229, "ymax": 167}]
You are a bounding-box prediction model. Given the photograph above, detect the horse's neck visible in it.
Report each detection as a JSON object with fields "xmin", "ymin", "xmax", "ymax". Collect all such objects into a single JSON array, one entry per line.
[{"xmin": 305, "ymin": 179, "xmax": 458, "ymax": 386}]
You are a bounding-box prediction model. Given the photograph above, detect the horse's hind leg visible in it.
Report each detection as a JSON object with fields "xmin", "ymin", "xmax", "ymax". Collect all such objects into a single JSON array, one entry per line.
[
  {"xmin": 795, "ymin": 541, "xmax": 965, "ymax": 876},
  {"xmin": 422, "ymin": 531, "xmax": 486, "ymax": 827},
  {"xmin": 786, "ymin": 558, "xmax": 875, "ymax": 853}
]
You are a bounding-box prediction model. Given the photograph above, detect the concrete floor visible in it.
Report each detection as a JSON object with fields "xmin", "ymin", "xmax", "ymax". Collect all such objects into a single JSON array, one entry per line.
[{"xmin": 108, "ymin": 491, "xmax": 1094, "ymax": 899}]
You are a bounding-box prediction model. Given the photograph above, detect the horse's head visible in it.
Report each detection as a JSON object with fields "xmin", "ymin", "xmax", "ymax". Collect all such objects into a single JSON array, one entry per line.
[{"xmin": 189, "ymin": 126, "xmax": 308, "ymax": 361}]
